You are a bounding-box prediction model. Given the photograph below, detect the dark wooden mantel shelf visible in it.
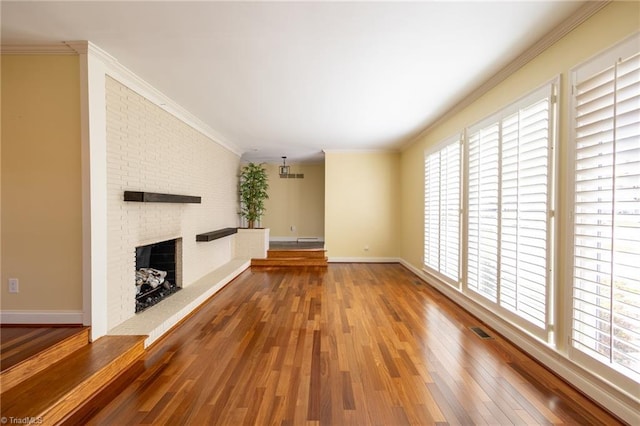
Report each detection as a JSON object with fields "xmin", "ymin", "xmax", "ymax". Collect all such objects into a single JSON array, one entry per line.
[
  {"xmin": 196, "ymin": 227, "xmax": 238, "ymax": 242},
  {"xmin": 124, "ymin": 191, "xmax": 201, "ymax": 204}
]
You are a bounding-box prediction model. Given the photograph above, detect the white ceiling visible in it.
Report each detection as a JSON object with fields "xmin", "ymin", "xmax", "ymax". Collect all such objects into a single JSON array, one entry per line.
[{"xmin": 1, "ymin": 1, "xmax": 585, "ymax": 163}]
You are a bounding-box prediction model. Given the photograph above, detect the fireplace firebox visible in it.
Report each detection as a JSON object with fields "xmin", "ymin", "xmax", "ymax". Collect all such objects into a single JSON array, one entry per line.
[{"xmin": 135, "ymin": 238, "xmax": 182, "ymax": 313}]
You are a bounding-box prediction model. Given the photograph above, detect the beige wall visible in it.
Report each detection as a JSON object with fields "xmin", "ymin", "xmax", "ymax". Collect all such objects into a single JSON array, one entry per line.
[
  {"xmin": 401, "ymin": 2, "xmax": 640, "ymax": 271},
  {"xmin": 325, "ymin": 151, "xmax": 400, "ymax": 259},
  {"xmin": 1, "ymin": 55, "xmax": 83, "ymax": 312},
  {"xmin": 262, "ymin": 162, "xmax": 325, "ymax": 240},
  {"xmin": 399, "ymin": 0, "xmax": 639, "ymax": 408}
]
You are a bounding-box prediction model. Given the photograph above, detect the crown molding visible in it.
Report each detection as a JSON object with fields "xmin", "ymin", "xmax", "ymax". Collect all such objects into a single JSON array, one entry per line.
[
  {"xmin": 0, "ymin": 43, "xmax": 77, "ymax": 54},
  {"xmin": 323, "ymin": 148, "xmax": 400, "ymax": 155},
  {"xmin": 401, "ymin": 0, "xmax": 611, "ymax": 151},
  {"xmin": 66, "ymin": 40, "xmax": 244, "ymax": 158}
]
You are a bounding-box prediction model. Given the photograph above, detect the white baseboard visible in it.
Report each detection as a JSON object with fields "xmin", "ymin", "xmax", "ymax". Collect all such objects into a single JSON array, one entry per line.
[
  {"xmin": 0, "ymin": 310, "xmax": 84, "ymax": 324},
  {"xmin": 329, "ymin": 257, "xmax": 401, "ymax": 263},
  {"xmin": 399, "ymin": 259, "xmax": 640, "ymax": 425},
  {"xmin": 269, "ymin": 236, "xmax": 325, "ymax": 242}
]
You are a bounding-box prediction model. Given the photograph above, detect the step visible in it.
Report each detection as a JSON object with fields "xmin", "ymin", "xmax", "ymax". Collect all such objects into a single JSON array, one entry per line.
[
  {"xmin": 0, "ymin": 335, "xmax": 146, "ymax": 425},
  {"xmin": 252, "ymin": 257, "xmax": 328, "ymax": 267},
  {"xmin": 267, "ymin": 249, "xmax": 327, "ymax": 259},
  {"xmin": 1, "ymin": 327, "xmax": 90, "ymax": 392}
]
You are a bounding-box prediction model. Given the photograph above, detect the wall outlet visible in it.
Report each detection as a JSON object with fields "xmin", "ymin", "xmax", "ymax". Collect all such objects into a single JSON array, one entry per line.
[
  {"xmin": 364, "ymin": 245, "xmax": 370, "ymax": 252},
  {"xmin": 9, "ymin": 278, "xmax": 19, "ymax": 293},
  {"xmin": 290, "ymin": 225, "xmax": 296, "ymax": 232}
]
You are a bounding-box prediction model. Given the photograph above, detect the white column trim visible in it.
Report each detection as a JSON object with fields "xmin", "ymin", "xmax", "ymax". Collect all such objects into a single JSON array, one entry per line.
[{"xmin": 75, "ymin": 41, "xmax": 111, "ymax": 342}]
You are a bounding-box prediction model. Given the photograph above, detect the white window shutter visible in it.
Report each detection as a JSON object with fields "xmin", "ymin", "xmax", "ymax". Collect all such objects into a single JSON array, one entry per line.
[
  {"xmin": 466, "ymin": 83, "xmax": 554, "ymax": 331},
  {"xmin": 467, "ymin": 124, "xmax": 500, "ymax": 302},
  {"xmin": 571, "ymin": 44, "xmax": 640, "ymax": 380},
  {"xmin": 424, "ymin": 137, "xmax": 461, "ymax": 284}
]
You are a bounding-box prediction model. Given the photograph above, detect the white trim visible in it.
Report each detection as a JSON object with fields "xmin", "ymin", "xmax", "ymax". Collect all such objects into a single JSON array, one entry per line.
[
  {"xmin": 0, "ymin": 44, "xmax": 76, "ymax": 54},
  {"xmin": 82, "ymin": 44, "xmax": 110, "ymax": 342},
  {"xmin": 400, "ymin": 259, "xmax": 640, "ymax": 425},
  {"xmin": 328, "ymin": 257, "xmax": 401, "ymax": 263},
  {"xmin": 564, "ymin": 31, "xmax": 640, "ymax": 395},
  {"xmin": 462, "ymin": 79, "xmax": 557, "ymax": 340},
  {"xmin": 402, "ymin": 1, "xmax": 610, "ymax": 151},
  {"xmin": 269, "ymin": 237, "xmax": 302, "ymax": 242},
  {"xmin": 269, "ymin": 236, "xmax": 325, "ymax": 243},
  {"xmin": 323, "ymin": 148, "xmax": 399, "ymax": 155},
  {"xmin": 0, "ymin": 311, "xmax": 84, "ymax": 324},
  {"xmin": 569, "ymin": 32, "xmax": 640, "ymax": 83}
]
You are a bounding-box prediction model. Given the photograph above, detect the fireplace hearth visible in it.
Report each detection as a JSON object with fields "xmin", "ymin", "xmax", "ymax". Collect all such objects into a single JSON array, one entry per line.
[{"xmin": 135, "ymin": 238, "xmax": 182, "ymax": 313}]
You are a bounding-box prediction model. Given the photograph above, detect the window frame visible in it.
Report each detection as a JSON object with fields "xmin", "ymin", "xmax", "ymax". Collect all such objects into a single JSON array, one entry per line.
[
  {"xmin": 423, "ymin": 134, "xmax": 463, "ymax": 289},
  {"xmin": 565, "ymin": 32, "xmax": 640, "ymax": 391},
  {"xmin": 422, "ymin": 79, "xmax": 559, "ymax": 341},
  {"xmin": 463, "ymin": 79, "xmax": 558, "ymax": 341}
]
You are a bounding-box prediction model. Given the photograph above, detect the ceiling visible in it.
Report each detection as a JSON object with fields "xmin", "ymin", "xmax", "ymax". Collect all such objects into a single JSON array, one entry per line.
[{"xmin": 1, "ymin": 1, "xmax": 586, "ymax": 163}]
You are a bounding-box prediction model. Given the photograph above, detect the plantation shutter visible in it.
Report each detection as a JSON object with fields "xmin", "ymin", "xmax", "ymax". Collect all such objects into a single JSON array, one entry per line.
[
  {"xmin": 425, "ymin": 152, "xmax": 441, "ymax": 271},
  {"xmin": 467, "ymin": 83, "xmax": 554, "ymax": 330},
  {"xmin": 499, "ymin": 98, "xmax": 551, "ymax": 329},
  {"xmin": 467, "ymin": 123, "xmax": 500, "ymax": 302},
  {"xmin": 424, "ymin": 137, "xmax": 461, "ymax": 284},
  {"xmin": 571, "ymin": 41, "xmax": 640, "ymax": 378}
]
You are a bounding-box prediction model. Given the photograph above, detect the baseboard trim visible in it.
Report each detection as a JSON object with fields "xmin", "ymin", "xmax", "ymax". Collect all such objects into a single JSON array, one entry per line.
[
  {"xmin": 0, "ymin": 310, "xmax": 84, "ymax": 324},
  {"xmin": 399, "ymin": 259, "xmax": 639, "ymax": 425},
  {"xmin": 269, "ymin": 236, "xmax": 325, "ymax": 242},
  {"xmin": 329, "ymin": 257, "xmax": 401, "ymax": 263}
]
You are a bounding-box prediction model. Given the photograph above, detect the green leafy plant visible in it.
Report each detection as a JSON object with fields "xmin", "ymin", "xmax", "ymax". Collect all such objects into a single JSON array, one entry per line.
[{"xmin": 239, "ymin": 162, "xmax": 269, "ymax": 229}]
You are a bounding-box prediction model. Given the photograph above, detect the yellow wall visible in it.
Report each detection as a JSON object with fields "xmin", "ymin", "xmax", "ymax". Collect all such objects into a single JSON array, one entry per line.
[
  {"xmin": 325, "ymin": 151, "xmax": 400, "ymax": 258},
  {"xmin": 1, "ymin": 55, "xmax": 82, "ymax": 311},
  {"xmin": 400, "ymin": 1, "xmax": 639, "ymax": 344},
  {"xmin": 262, "ymin": 162, "xmax": 325, "ymax": 239}
]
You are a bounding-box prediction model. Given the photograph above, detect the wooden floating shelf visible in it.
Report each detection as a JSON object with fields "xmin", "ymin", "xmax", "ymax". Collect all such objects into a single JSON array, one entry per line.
[
  {"xmin": 124, "ymin": 191, "xmax": 201, "ymax": 204},
  {"xmin": 196, "ymin": 227, "xmax": 238, "ymax": 242}
]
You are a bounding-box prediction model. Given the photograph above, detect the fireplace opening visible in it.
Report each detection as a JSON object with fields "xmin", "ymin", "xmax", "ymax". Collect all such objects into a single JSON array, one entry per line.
[{"xmin": 135, "ymin": 238, "xmax": 181, "ymax": 313}]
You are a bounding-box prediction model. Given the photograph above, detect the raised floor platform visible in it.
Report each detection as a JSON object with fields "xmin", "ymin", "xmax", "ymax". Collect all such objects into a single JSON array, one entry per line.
[
  {"xmin": 252, "ymin": 243, "xmax": 328, "ymax": 267},
  {"xmin": 1, "ymin": 327, "xmax": 145, "ymax": 425}
]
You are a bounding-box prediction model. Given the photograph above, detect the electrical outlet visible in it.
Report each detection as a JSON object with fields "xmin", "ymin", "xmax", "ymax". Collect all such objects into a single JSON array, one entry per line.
[
  {"xmin": 364, "ymin": 245, "xmax": 370, "ymax": 252},
  {"xmin": 9, "ymin": 278, "xmax": 19, "ymax": 293}
]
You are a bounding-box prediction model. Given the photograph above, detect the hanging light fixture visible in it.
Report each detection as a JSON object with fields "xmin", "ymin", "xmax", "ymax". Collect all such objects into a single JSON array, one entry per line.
[{"xmin": 279, "ymin": 156, "xmax": 290, "ymax": 177}]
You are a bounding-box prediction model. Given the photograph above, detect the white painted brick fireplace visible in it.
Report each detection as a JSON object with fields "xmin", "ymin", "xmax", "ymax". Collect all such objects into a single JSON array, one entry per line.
[{"xmin": 104, "ymin": 77, "xmax": 241, "ymax": 332}]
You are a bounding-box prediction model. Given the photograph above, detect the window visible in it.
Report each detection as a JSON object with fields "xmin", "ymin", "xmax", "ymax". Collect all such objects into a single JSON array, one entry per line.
[
  {"xmin": 467, "ymin": 82, "xmax": 556, "ymax": 334},
  {"xmin": 569, "ymin": 34, "xmax": 640, "ymax": 383},
  {"xmin": 424, "ymin": 136, "xmax": 461, "ymax": 285}
]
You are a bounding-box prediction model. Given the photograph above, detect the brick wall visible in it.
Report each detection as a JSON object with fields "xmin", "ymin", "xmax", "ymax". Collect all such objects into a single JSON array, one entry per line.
[{"xmin": 105, "ymin": 77, "xmax": 239, "ymax": 330}]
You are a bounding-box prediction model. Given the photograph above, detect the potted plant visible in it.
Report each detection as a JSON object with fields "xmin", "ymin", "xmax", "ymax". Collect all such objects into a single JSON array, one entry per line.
[{"xmin": 239, "ymin": 162, "xmax": 269, "ymax": 229}]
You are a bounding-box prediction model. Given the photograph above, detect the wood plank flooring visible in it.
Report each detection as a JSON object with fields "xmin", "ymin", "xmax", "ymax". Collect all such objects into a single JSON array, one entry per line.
[{"xmin": 86, "ymin": 264, "xmax": 623, "ymax": 425}]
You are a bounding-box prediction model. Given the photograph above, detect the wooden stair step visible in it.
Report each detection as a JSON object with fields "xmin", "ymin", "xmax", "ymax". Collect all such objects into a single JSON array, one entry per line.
[
  {"xmin": 252, "ymin": 257, "xmax": 328, "ymax": 267},
  {"xmin": 0, "ymin": 335, "xmax": 146, "ymax": 425},
  {"xmin": 266, "ymin": 249, "xmax": 327, "ymax": 259},
  {"xmin": 1, "ymin": 327, "xmax": 90, "ymax": 392}
]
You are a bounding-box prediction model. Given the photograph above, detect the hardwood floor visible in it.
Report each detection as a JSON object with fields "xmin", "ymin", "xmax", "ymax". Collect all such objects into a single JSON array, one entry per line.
[{"xmin": 86, "ymin": 264, "xmax": 622, "ymax": 425}]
